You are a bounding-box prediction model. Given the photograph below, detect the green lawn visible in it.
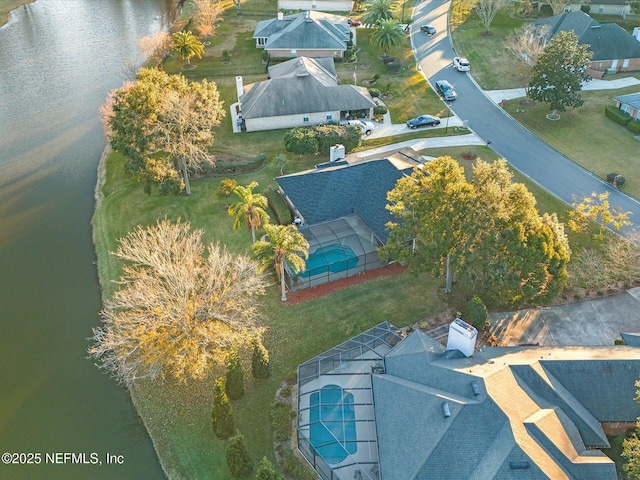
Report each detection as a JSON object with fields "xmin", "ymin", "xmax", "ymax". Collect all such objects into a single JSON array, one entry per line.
[{"xmin": 503, "ymin": 86, "xmax": 640, "ymax": 199}]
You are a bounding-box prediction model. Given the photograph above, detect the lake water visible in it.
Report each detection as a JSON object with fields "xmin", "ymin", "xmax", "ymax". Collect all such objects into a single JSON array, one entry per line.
[{"xmin": 0, "ymin": 1, "xmax": 175, "ymax": 478}]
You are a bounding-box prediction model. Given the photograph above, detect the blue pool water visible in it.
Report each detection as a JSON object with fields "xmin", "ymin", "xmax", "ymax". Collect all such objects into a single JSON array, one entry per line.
[
  {"xmin": 298, "ymin": 244, "xmax": 359, "ymax": 278},
  {"xmin": 309, "ymin": 384, "xmax": 357, "ymax": 464}
]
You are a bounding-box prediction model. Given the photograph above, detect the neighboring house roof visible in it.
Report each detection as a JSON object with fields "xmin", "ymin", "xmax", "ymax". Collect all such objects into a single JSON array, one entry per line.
[
  {"xmin": 239, "ymin": 56, "xmax": 375, "ymax": 119},
  {"xmin": 253, "ymin": 11, "xmax": 350, "ymax": 51},
  {"xmin": 373, "ymin": 330, "xmax": 640, "ymax": 479},
  {"xmin": 275, "ymin": 147, "xmax": 424, "ymax": 242},
  {"xmin": 530, "ymin": 11, "xmax": 640, "ymax": 61},
  {"xmin": 615, "ymin": 92, "xmax": 640, "ymax": 110}
]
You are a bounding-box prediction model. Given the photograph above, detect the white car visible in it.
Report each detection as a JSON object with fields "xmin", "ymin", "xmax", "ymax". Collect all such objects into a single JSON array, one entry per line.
[
  {"xmin": 347, "ymin": 119, "xmax": 375, "ymax": 135},
  {"xmin": 453, "ymin": 57, "xmax": 470, "ymax": 72}
]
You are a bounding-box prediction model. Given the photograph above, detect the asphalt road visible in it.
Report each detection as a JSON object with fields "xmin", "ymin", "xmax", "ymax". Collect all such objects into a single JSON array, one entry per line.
[{"xmin": 408, "ymin": 2, "xmax": 640, "ymax": 229}]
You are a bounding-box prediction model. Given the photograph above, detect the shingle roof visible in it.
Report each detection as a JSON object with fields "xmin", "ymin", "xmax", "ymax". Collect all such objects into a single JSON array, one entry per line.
[
  {"xmin": 531, "ymin": 11, "xmax": 640, "ymax": 61},
  {"xmin": 253, "ymin": 11, "xmax": 349, "ymax": 51},
  {"xmin": 239, "ymin": 57, "xmax": 375, "ymax": 119},
  {"xmin": 275, "ymin": 148, "xmax": 424, "ymax": 242},
  {"xmin": 615, "ymin": 93, "xmax": 640, "ymax": 110},
  {"xmin": 371, "ymin": 332, "xmax": 640, "ymax": 479}
]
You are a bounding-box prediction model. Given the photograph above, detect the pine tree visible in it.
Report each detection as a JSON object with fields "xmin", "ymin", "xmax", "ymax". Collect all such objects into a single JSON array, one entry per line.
[
  {"xmin": 255, "ymin": 456, "xmax": 283, "ymax": 480},
  {"xmin": 212, "ymin": 377, "xmax": 234, "ymax": 439},
  {"xmin": 226, "ymin": 344, "xmax": 245, "ymax": 400},
  {"xmin": 226, "ymin": 431, "xmax": 254, "ymax": 478},
  {"xmin": 251, "ymin": 336, "xmax": 271, "ymax": 379}
]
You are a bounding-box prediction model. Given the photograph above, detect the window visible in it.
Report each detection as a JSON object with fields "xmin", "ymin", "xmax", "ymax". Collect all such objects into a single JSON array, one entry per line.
[
  {"xmin": 326, "ymin": 114, "xmax": 333, "ymax": 121},
  {"xmin": 257, "ymin": 37, "xmax": 266, "ymax": 46},
  {"xmin": 291, "ymin": 49, "xmax": 297, "ymax": 58},
  {"xmin": 303, "ymin": 116, "xmax": 309, "ymax": 123},
  {"xmin": 623, "ymin": 59, "xmax": 630, "ymax": 68},
  {"xmin": 598, "ymin": 5, "xmax": 604, "ymax": 12}
]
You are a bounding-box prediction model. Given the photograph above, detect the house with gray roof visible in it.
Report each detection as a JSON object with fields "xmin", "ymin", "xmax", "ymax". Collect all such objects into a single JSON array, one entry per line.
[
  {"xmin": 615, "ymin": 92, "xmax": 640, "ymax": 121},
  {"xmin": 274, "ymin": 148, "xmax": 423, "ymax": 290},
  {"xmin": 297, "ymin": 323, "xmax": 640, "ymax": 480},
  {"xmin": 253, "ymin": 11, "xmax": 352, "ymax": 59},
  {"xmin": 237, "ymin": 56, "xmax": 375, "ymax": 132},
  {"xmin": 278, "ymin": 0, "xmax": 354, "ymax": 13},
  {"xmin": 565, "ymin": 0, "xmax": 633, "ymax": 16},
  {"xmin": 528, "ymin": 11, "xmax": 640, "ymax": 77}
]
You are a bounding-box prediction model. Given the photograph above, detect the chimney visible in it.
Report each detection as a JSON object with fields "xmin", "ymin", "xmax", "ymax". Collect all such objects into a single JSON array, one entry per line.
[
  {"xmin": 445, "ymin": 318, "xmax": 478, "ymax": 357},
  {"xmin": 277, "ymin": 10, "xmax": 284, "ymax": 20},
  {"xmin": 235, "ymin": 76, "xmax": 244, "ymax": 102},
  {"xmin": 633, "ymin": 27, "xmax": 640, "ymax": 42}
]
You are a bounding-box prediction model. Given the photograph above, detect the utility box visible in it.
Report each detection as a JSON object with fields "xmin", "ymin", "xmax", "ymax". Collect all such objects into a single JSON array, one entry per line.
[
  {"xmin": 446, "ymin": 318, "xmax": 478, "ymax": 357},
  {"xmin": 329, "ymin": 144, "xmax": 345, "ymax": 162}
]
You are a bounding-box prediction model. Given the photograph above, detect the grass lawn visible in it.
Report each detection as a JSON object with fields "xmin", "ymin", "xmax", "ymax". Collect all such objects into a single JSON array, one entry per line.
[{"xmin": 503, "ymin": 85, "xmax": 640, "ymax": 199}]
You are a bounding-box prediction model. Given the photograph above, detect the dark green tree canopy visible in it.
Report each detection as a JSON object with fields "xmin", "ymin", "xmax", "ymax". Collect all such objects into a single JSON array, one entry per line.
[
  {"xmin": 528, "ymin": 30, "xmax": 592, "ymax": 114},
  {"xmin": 384, "ymin": 157, "xmax": 570, "ymax": 308}
]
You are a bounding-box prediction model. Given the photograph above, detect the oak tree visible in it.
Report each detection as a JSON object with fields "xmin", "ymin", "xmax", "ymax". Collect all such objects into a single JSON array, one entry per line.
[
  {"xmin": 193, "ymin": 0, "xmax": 224, "ymax": 37},
  {"xmin": 528, "ymin": 31, "xmax": 592, "ymax": 119},
  {"xmin": 88, "ymin": 219, "xmax": 266, "ymax": 383},
  {"xmin": 475, "ymin": 0, "xmax": 509, "ymax": 34}
]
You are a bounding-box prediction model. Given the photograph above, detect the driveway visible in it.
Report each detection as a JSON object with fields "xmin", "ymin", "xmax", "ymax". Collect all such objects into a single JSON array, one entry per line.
[
  {"xmin": 489, "ymin": 287, "xmax": 640, "ymax": 346},
  {"xmin": 409, "ymin": 2, "xmax": 640, "ymax": 232}
]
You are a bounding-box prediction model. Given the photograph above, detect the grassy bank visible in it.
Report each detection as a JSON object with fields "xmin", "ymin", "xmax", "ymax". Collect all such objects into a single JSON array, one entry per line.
[{"xmin": 0, "ymin": 0, "xmax": 32, "ymax": 27}]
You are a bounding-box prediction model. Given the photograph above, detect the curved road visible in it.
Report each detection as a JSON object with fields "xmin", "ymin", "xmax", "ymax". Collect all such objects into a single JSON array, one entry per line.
[{"xmin": 408, "ymin": 2, "xmax": 640, "ymax": 228}]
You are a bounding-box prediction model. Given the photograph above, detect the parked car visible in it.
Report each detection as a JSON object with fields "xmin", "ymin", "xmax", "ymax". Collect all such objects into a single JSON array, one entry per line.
[
  {"xmin": 347, "ymin": 119, "xmax": 375, "ymax": 135},
  {"xmin": 347, "ymin": 18, "xmax": 361, "ymax": 27},
  {"xmin": 406, "ymin": 115, "xmax": 441, "ymax": 129},
  {"xmin": 421, "ymin": 25, "xmax": 436, "ymax": 35},
  {"xmin": 453, "ymin": 57, "xmax": 470, "ymax": 72},
  {"xmin": 435, "ymin": 80, "xmax": 457, "ymax": 101}
]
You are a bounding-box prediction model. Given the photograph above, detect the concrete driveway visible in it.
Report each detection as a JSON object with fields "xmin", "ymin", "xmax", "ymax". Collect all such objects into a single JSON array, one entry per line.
[{"xmin": 489, "ymin": 287, "xmax": 640, "ymax": 346}]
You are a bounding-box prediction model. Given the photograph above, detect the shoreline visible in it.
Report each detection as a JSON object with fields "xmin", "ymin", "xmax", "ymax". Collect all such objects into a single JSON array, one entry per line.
[{"xmin": 1, "ymin": 0, "xmax": 35, "ymax": 28}]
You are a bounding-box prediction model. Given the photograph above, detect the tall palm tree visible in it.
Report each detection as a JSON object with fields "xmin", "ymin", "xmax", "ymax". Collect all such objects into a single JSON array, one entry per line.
[
  {"xmin": 172, "ymin": 30, "xmax": 205, "ymax": 66},
  {"xmin": 370, "ymin": 18, "xmax": 405, "ymax": 54},
  {"xmin": 253, "ymin": 224, "xmax": 309, "ymax": 302},
  {"xmin": 228, "ymin": 181, "xmax": 270, "ymax": 243},
  {"xmin": 361, "ymin": 0, "xmax": 398, "ymax": 27}
]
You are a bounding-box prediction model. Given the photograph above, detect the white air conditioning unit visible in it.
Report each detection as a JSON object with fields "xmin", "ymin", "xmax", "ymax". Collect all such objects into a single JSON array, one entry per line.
[
  {"xmin": 329, "ymin": 144, "xmax": 345, "ymax": 162},
  {"xmin": 446, "ymin": 318, "xmax": 478, "ymax": 357}
]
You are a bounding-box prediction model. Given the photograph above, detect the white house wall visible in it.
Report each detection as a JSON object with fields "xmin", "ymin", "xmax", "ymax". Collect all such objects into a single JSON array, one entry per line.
[
  {"xmin": 278, "ymin": 0, "xmax": 353, "ymax": 12},
  {"xmin": 267, "ymin": 48, "xmax": 344, "ymax": 58},
  {"xmin": 245, "ymin": 110, "xmax": 340, "ymax": 132}
]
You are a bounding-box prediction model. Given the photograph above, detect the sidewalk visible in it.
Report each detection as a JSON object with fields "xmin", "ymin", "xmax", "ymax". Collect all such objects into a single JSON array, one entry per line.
[{"xmin": 484, "ymin": 77, "xmax": 640, "ymax": 104}]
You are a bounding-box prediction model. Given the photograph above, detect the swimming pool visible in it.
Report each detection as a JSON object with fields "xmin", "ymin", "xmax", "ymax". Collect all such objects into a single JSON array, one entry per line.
[
  {"xmin": 309, "ymin": 384, "xmax": 357, "ymax": 464},
  {"xmin": 297, "ymin": 244, "xmax": 359, "ymax": 278}
]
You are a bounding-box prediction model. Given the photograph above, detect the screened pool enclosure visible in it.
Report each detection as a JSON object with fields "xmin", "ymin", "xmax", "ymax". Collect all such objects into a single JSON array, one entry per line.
[
  {"xmin": 297, "ymin": 322, "xmax": 403, "ymax": 480},
  {"xmin": 284, "ymin": 214, "xmax": 384, "ymax": 291}
]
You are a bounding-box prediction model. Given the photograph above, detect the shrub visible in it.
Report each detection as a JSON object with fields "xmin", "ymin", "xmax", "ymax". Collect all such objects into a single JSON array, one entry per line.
[
  {"xmin": 226, "ymin": 431, "xmax": 254, "ymax": 478},
  {"xmin": 465, "ymin": 296, "xmax": 488, "ymax": 332},
  {"xmin": 580, "ymin": 4, "xmax": 590, "ymax": 13},
  {"xmin": 262, "ymin": 50, "xmax": 269, "ymax": 62},
  {"xmin": 284, "ymin": 128, "xmax": 319, "ymax": 155},
  {"xmin": 226, "ymin": 344, "xmax": 245, "ymax": 400},
  {"xmin": 222, "ymin": 49, "xmax": 231, "ymax": 62},
  {"xmin": 373, "ymin": 73, "xmax": 380, "ymax": 82},
  {"xmin": 385, "ymin": 57, "xmax": 401, "ymax": 73},
  {"xmin": 271, "ymin": 402, "xmax": 292, "ymax": 442},
  {"xmin": 374, "ymin": 105, "xmax": 388, "ymax": 115},
  {"xmin": 344, "ymin": 49, "xmax": 354, "ymax": 61},
  {"xmin": 251, "ymin": 336, "xmax": 271, "ymax": 379},
  {"xmin": 628, "ymin": 120, "xmax": 640, "ymax": 134},
  {"xmin": 605, "ymin": 105, "xmax": 632, "ymax": 126},
  {"xmin": 369, "ymin": 88, "xmax": 380, "ymax": 97},
  {"xmin": 212, "ymin": 377, "xmax": 234, "ymax": 439},
  {"xmin": 255, "ymin": 457, "xmax": 283, "ymax": 480},
  {"xmin": 312, "ymin": 124, "xmax": 361, "ymax": 154},
  {"xmin": 281, "ymin": 449, "xmax": 316, "ymax": 480}
]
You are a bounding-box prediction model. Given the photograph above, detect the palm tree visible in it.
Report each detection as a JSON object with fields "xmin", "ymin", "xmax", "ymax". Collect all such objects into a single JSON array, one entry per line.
[
  {"xmin": 217, "ymin": 178, "xmax": 238, "ymax": 209},
  {"xmin": 361, "ymin": 0, "xmax": 398, "ymax": 27},
  {"xmin": 253, "ymin": 224, "xmax": 309, "ymax": 302},
  {"xmin": 370, "ymin": 18, "xmax": 405, "ymax": 54},
  {"xmin": 172, "ymin": 31, "xmax": 205, "ymax": 66},
  {"xmin": 228, "ymin": 181, "xmax": 270, "ymax": 243}
]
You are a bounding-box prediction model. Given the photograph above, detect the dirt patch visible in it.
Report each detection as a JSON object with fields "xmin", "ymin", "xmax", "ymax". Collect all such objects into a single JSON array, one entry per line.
[
  {"xmin": 211, "ymin": 20, "xmax": 257, "ymax": 53},
  {"xmin": 285, "ymin": 264, "xmax": 408, "ymax": 305}
]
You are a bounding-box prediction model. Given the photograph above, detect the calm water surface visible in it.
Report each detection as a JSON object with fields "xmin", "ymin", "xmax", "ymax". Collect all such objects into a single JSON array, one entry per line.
[{"xmin": 0, "ymin": 1, "xmax": 174, "ymax": 478}]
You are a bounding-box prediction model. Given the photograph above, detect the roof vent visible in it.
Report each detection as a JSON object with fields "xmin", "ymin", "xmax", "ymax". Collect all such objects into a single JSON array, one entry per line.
[
  {"xmin": 590, "ymin": 25, "xmax": 601, "ymax": 29},
  {"xmin": 296, "ymin": 72, "xmax": 309, "ymax": 77},
  {"xmin": 509, "ymin": 461, "xmax": 530, "ymax": 470},
  {"xmin": 471, "ymin": 381, "xmax": 480, "ymax": 396},
  {"xmin": 442, "ymin": 402, "xmax": 451, "ymax": 418}
]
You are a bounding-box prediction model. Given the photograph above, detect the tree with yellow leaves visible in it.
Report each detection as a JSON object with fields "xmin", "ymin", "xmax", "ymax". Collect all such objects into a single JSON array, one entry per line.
[
  {"xmin": 568, "ymin": 191, "xmax": 632, "ymax": 247},
  {"xmin": 88, "ymin": 219, "xmax": 266, "ymax": 383}
]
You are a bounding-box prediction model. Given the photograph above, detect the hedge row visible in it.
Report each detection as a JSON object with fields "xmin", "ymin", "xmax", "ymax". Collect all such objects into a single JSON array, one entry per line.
[
  {"xmin": 628, "ymin": 119, "xmax": 640, "ymax": 134},
  {"xmin": 284, "ymin": 124, "xmax": 361, "ymax": 155},
  {"xmin": 605, "ymin": 105, "xmax": 631, "ymax": 126}
]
